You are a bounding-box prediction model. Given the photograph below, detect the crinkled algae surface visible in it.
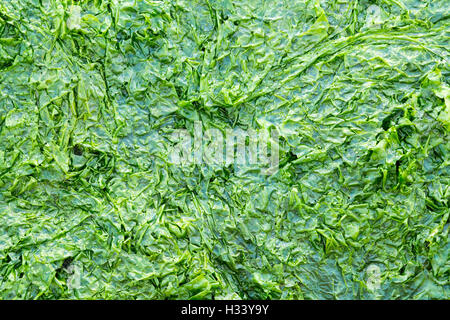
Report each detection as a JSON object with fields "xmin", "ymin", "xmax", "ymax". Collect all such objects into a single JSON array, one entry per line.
[{"xmin": 0, "ymin": 0, "xmax": 448, "ymax": 299}]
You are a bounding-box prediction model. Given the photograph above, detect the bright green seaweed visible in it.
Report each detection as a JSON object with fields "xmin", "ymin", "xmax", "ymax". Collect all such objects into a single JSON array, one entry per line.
[{"xmin": 0, "ymin": 0, "xmax": 448, "ymax": 299}]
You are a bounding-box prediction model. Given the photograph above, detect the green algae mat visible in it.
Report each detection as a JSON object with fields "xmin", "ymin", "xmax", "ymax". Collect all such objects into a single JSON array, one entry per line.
[{"xmin": 0, "ymin": 0, "xmax": 449, "ymax": 299}]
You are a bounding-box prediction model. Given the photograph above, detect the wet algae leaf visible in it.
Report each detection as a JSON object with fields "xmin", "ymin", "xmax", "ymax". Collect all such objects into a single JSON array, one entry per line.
[{"xmin": 0, "ymin": 0, "xmax": 449, "ymax": 299}]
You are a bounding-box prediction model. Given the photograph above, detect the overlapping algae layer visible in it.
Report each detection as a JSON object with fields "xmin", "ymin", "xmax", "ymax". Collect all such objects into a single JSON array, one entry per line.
[{"xmin": 0, "ymin": 0, "xmax": 448, "ymax": 299}]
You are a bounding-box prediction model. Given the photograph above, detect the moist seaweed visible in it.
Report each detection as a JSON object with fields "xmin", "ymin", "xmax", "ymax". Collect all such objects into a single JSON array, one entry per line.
[{"xmin": 0, "ymin": 0, "xmax": 448, "ymax": 299}]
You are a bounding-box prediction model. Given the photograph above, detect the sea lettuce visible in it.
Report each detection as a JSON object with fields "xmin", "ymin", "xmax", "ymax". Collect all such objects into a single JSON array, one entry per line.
[{"xmin": 0, "ymin": 0, "xmax": 448, "ymax": 299}]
